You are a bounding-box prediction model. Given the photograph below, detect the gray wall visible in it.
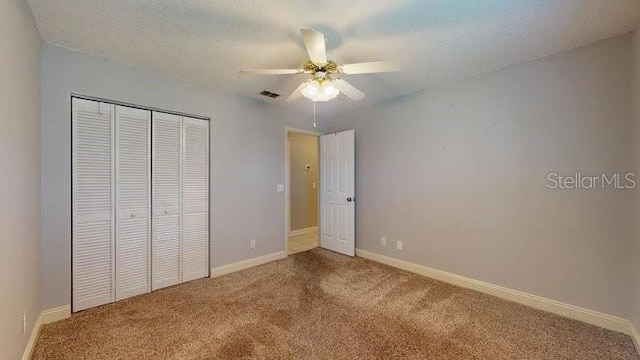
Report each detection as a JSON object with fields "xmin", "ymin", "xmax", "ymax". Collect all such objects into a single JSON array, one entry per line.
[
  {"xmin": 631, "ymin": 28, "xmax": 640, "ymax": 334},
  {"xmin": 325, "ymin": 35, "xmax": 633, "ymax": 318},
  {"xmin": 40, "ymin": 43, "xmax": 311, "ymax": 309},
  {"xmin": 289, "ymin": 133, "xmax": 319, "ymax": 231},
  {"xmin": 0, "ymin": 1, "xmax": 42, "ymax": 359}
]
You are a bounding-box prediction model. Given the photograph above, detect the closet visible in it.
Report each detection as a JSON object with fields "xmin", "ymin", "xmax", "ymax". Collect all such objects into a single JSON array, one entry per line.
[{"xmin": 72, "ymin": 97, "xmax": 209, "ymax": 312}]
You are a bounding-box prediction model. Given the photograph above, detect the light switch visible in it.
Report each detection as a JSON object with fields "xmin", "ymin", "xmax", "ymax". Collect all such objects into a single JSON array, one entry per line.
[
  {"xmin": 312, "ymin": 182, "xmax": 316, "ymax": 189},
  {"xmin": 276, "ymin": 184, "xmax": 284, "ymax": 192}
]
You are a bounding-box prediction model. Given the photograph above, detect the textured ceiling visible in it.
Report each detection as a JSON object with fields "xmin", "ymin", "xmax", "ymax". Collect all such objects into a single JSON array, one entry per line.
[{"xmin": 27, "ymin": 0, "xmax": 640, "ymax": 115}]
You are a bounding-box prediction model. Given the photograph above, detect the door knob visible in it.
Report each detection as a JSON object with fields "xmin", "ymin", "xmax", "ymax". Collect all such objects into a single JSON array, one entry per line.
[{"xmin": 347, "ymin": 197, "xmax": 353, "ymax": 202}]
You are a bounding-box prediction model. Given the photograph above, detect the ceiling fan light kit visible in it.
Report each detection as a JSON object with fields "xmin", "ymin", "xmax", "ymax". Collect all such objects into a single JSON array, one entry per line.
[
  {"xmin": 301, "ymin": 79, "xmax": 340, "ymax": 102},
  {"xmin": 239, "ymin": 28, "xmax": 399, "ymax": 103}
]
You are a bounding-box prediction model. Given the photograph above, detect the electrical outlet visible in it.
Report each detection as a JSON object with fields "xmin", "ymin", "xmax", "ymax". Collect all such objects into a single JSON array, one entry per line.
[
  {"xmin": 250, "ymin": 239, "xmax": 257, "ymax": 249},
  {"xmin": 22, "ymin": 312, "xmax": 26, "ymax": 334},
  {"xmin": 396, "ymin": 241, "xmax": 403, "ymax": 251},
  {"xmin": 380, "ymin": 237, "xmax": 386, "ymax": 246}
]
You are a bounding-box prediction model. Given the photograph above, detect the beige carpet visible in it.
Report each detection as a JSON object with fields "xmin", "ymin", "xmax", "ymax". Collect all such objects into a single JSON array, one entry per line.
[{"xmin": 34, "ymin": 249, "xmax": 638, "ymax": 359}]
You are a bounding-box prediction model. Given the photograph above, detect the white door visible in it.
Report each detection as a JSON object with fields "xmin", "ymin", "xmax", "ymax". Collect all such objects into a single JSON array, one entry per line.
[
  {"xmin": 114, "ymin": 105, "xmax": 151, "ymax": 301},
  {"xmin": 320, "ymin": 130, "xmax": 355, "ymax": 256},
  {"xmin": 72, "ymin": 98, "xmax": 114, "ymax": 311},
  {"xmin": 151, "ymin": 112, "xmax": 182, "ymax": 290},
  {"xmin": 182, "ymin": 117, "xmax": 210, "ymax": 282}
]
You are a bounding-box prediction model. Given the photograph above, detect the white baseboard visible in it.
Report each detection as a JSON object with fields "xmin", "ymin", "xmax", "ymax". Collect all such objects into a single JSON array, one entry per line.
[
  {"xmin": 210, "ymin": 251, "xmax": 287, "ymax": 278},
  {"xmin": 356, "ymin": 249, "xmax": 632, "ymax": 335},
  {"xmin": 21, "ymin": 305, "xmax": 71, "ymax": 360},
  {"xmin": 630, "ymin": 322, "xmax": 640, "ymax": 355},
  {"xmin": 41, "ymin": 305, "xmax": 71, "ymax": 324},
  {"xmin": 21, "ymin": 313, "xmax": 43, "ymax": 360},
  {"xmin": 289, "ymin": 226, "xmax": 318, "ymax": 238}
]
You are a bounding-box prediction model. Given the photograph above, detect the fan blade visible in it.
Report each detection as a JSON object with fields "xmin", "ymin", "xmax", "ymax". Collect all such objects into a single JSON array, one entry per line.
[
  {"xmin": 334, "ymin": 79, "xmax": 365, "ymax": 101},
  {"xmin": 301, "ymin": 28, "xmax": 327, "ymax": 66},
  {"xmin": 286, "ymin": 82, "xmax": 307, "ymax": 102},
  {"xmin": 340, "ymin": 61, "xmax": 400, "ymax": 75},
  {"xmin": 239, "ymin": 69, "xmax": 303, "ymax": 76}
]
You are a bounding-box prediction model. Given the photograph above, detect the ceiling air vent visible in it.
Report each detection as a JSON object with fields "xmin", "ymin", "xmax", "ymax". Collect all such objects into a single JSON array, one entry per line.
[{"xmin": 260, "ymin": 90, "xmax": 280, "ymax": 99}]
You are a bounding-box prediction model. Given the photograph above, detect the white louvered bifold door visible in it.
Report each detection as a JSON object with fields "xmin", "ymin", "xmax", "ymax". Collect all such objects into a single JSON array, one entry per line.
[
  {"xmin": 182, "ymin": 117, "xmax": 210, "ymax": 282},
  {"xmin": 115, "ymin": 105, "xmax": 151, "ymax": 301},
  {"xmin": 151, "ymin": 112, "xmax": 182, "ymax": 290},
  {"xmin": 72, "ymin": 98, "xmax": 115, "ymax": 312}
]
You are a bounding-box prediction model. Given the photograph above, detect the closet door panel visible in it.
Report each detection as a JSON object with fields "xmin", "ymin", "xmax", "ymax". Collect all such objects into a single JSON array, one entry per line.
[
  {"xmin": 152, "ymin": 112, "xmax": 182, "ymax": 290},
  {"xmin": 182, "ymin": 117, "xmax": 210, "ymax": 282},
  {"xmin": 115, "ymin": 105, "xmax": 151, "ymax": 301},
  {"xmin": 72, "ymin": 98, "xmax": 114, "ymax": 312},
  {"xmin": 183, "ymin": 212, "xmax": 208, "ymax": 281}
]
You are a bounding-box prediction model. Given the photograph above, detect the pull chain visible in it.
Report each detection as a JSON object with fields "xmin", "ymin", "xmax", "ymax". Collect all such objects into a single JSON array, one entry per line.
[{"xmin": 312, "ymin": 101, "xmax": 318, "ymax": 130}]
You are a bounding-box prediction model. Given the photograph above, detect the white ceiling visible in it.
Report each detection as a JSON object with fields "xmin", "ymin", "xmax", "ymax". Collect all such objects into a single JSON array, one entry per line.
[{"xmin": 27, "ymin": 0, "xmax": 640, "ymax": 115}]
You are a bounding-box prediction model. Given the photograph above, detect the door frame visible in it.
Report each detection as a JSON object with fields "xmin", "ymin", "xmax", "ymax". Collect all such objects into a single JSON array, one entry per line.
[{"xmin": 284, "ymin": 127, "xmax": 321, "ymax": 253}]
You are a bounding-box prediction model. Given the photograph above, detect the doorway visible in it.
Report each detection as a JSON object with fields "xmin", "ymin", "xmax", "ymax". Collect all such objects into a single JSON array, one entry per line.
[{"xmin": 285, "ymin": 128, "xmax": 320, "ymax": 255}]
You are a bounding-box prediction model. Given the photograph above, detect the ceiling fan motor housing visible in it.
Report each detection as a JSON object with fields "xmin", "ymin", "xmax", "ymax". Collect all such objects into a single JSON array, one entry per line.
[
  {"xmin": 304, "ymin": 60, "xmax": 339, "ymax": 83},
  {"xmin": 305, "ymin": 60, "xmax": 338, "ymax": 74}
]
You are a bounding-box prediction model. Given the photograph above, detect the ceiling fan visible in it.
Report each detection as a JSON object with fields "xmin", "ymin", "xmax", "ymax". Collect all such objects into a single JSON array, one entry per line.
[{"xmin": 239, "ymin": 28, "xmax": 399, "ymax": 102}]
